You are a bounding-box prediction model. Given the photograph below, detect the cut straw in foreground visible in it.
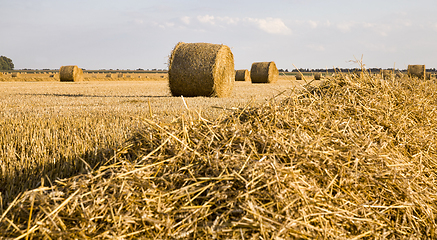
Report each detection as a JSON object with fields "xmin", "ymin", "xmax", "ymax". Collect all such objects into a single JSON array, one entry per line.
[{"xmin": 1, "ymin": 70, "xmax": 437, "ymax": 239}]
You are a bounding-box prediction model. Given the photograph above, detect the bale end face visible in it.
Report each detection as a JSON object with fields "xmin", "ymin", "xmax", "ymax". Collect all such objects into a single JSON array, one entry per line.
[
  {"xmin": 59, "ymin": 65, "xmax": 84, "ymax": 82},
  {"xmin": 250, "ymin": 62, "xmax": 278, "ymax": 84},
  {"xmin": 168, "ymin": 42, "xmax": 234, "ymax": 98}
]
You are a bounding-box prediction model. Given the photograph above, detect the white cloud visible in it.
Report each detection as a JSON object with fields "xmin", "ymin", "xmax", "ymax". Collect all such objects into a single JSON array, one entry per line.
[
  {"xmin": 308, "ymin": 20, "xmax": 318, "ymax": 29},
  {"xmin": 245, "ymin": 17, "xmax": 291, "ymax": 35},
  {"xmin": 197, "ymin": 15, "xmax": 215, "ymax": 25},
  {"xmin": 181, "ymin": 16, "xmax": 190, "ymax": 25},
  {"xmin": 217, "ymin": 16, "xmax": 240, "ymax": 25},
  {"xmin": 307, "ymin": 44, "xmax": 325, "ymax": 51},
  {"xmin": 337, "ymin": 21, "xmax": 355, "ymax": 32},
  {"xmin": 151, "ymin": 21, "xmax": 175, "ymax": 29},
  {"xmin": 134, "ymin": 19, "xmax": 144, "ymax": 25}
]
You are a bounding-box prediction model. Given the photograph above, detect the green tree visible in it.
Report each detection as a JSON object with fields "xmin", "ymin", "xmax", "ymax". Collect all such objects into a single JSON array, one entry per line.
[{"xmin": 0, "ymin": 56, "xmax": 14, "ymax": 70}]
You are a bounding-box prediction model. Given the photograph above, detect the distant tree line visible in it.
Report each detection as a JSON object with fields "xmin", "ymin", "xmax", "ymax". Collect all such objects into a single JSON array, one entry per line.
[
  {"xmin": 278, "ymin": 68, "xmax": 437, "ymax": 73},
  {"xmin": 0, "ymin": 56, "xmax": 14, "ymax": 70}
]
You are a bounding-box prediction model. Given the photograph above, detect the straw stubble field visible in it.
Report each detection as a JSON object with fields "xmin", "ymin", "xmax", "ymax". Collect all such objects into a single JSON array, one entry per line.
[
  {"xmin": 0, "ymin": 72, "xmax": 437, "ymax": 239},
  {"xmin": 0, "ymin": 76, "xmax": 299, "ymax": 204}
]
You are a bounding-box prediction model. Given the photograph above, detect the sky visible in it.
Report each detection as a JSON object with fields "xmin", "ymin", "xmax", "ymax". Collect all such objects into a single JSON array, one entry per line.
[{"xmin": 1, "ymin": 0, "xmax": 437, "ymax": 70}]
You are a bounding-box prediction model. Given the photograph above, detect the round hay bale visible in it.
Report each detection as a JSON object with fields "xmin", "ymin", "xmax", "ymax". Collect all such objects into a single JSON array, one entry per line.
[
  {"xmin": 168, "ymin": 42, "xmax": 234, "ymax": 97},
  {"xmin": 250, "ymin": 62, "xmax": 278, "ymax": 83},
  {"xmin": 117, "ymin": 73, "xmax": 125, "ymax": 78},
  {"xmin": 407, "ymin": 65, "xmax": 425, "ymax": 79},
  {"xmin": 235, "ymin": 69, "xmax": 251, "ymax": 82},
  {"xmin": 59, "ymin": 65, "xmax": 83, "ymax": 82},
  {"xmin": 106, "ymin": 74, "xmax": 114, "ymax": 78},
  {"xmin": 295, "ymin": 73, "xmax": 303, "ymax": 80},
  {"xmin": 314, "ymin": 72, "xmax": 322, "ymax": 80},
  {"xmin": 11, "ymin": 72, "xmax": 21, "ymax": 78},
  {"xmin": 380, "ymin": 69, "xmax": 392, "ymax": 80}
]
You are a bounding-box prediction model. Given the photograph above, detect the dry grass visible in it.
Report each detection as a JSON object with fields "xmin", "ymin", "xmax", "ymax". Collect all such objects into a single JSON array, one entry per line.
[
  {"xmin": 0, "ymin": 78, "xmax": 299, "ymax": 204},
  {"xmin": 0, "ymin": 70, "xmax": 436, "ymax": 238}
]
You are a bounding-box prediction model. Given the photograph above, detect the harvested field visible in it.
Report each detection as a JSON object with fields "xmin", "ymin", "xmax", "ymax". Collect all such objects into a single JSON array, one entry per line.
[{"xmin": 1, "ymin": 72, "xmax": 437, "ymax": 238}]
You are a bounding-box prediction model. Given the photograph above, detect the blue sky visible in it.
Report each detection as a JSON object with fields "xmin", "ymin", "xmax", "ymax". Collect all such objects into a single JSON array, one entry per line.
[{"xmin": 1, "ymin": 0, "xmax": 437, "ymax": 70}]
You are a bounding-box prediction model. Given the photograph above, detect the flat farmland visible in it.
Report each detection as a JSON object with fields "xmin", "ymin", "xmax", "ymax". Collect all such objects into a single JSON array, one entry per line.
[
  {"xmin": 0, "ymin": 76, "xmax": 304, "ymax": 120},
  {"xmin": 0, "ymin": 76, "xmax": 305, "ymax": 204},
  {"xmin": 1, "ymin": 73, "xmax": 437, "ymax": 238}
]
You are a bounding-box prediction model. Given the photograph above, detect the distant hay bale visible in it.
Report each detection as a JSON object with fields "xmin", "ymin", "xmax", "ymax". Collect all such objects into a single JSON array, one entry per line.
[
  {"xmin": 59, "ymin": 65, "xmax": 83, "ymax": 82},
  {"xmin": 117, "ymin": 73, "xmax": 125, "ymax": 78},
  {"xmin": 235, "ymin": 69, "xmax": 251, "ymax": 81},
  {"xmin": 49, "ymin": 74, "xmax": 55, "ymax": 78},
  {"xmin": 11, "ymin": 72, "xmax": 21, "ymax": 78},
  {"xmin": 250, "ymin": 62, "xmax": 278, "ymax": 84},
  {"xmin": 314, "ymin": 72, "xmax": 322, "ymax": 80},
  {"xmin": 380, "ymin": 69, "xmax": 392, "ymax": 80},
  {"xmin": 168, "ymin": 42, "xmax": 234, "ymax": 97},
  {"xmin": 0, "ymin": 72, "xmax": 3, "ymax": 77},
  {"xmin": 407, "ymin": 65, "xmax": 425, "ymax": 79},
  {"xmin": 106, "ymin": 74, "xmax": 114, "ymax": 78},
  {"xmin": 295, "ymin": 73, "xmax": 303, "ymax": 80}
]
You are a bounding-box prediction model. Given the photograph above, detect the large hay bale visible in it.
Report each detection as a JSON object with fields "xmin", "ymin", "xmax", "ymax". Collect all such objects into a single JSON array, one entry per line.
[
  {"xmin": 59, "ymin": 65, "xmax": 83, "ymax": 82},
  {"xmin": 314, "ymin": 72, "xmax": 322, "ymax": 80},
  {"xmin": 11, "ymin": 72, "xmax": 20, "ymax": 78},
  {"xmin": 168, "ymin": 42, "xmax": 234, "ymax": 97},
  {"xmin": 250, "ymin": 62, "xmax": 278, "ymax": 83},
  {"xmin": 407, "ymin": 65, "xmax": 425, "ymax": 79},
  {"xmin": 295, "ymin": 72, "xmax": 303, "ymax": 80},
  {"xmin": 235, "ymin": 69, "xmax": 250, "ymax": 82}
]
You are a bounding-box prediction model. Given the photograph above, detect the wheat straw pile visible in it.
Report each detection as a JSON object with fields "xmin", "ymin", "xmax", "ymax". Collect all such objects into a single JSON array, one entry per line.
[
  {"xmin": 59, "ymin": 65, "xmax": 84, "ymax": 82},
  {"xmin": 168, "ymin": 42, "xmax": 234, "ymax": 97},
  {"xmin": 1, "ymin": 72, "xmax": 437, "ymax": 239}
]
